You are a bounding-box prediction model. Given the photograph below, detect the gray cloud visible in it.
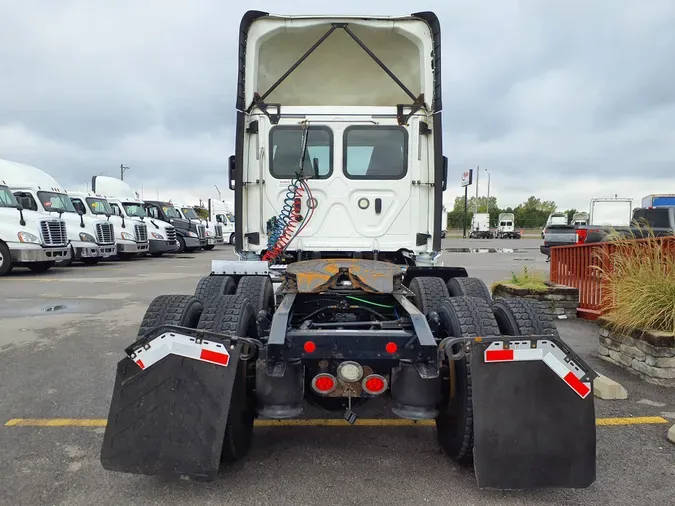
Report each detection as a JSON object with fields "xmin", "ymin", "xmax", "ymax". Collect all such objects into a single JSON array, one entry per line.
[{"xmin": 1, "ymin": 1, "xmax": 674, "ymax": 209}]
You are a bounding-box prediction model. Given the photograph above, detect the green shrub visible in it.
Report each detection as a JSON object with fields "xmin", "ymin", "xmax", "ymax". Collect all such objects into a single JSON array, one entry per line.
[{"xmin": 492, "ymin": 266, "xmax": 549, "ymax": 292}]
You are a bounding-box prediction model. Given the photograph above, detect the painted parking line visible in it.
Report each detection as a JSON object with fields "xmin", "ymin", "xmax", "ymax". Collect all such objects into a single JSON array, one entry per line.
[{"xmin": 5, "ymin": 416, "xmax": 670, "ymax": 428}]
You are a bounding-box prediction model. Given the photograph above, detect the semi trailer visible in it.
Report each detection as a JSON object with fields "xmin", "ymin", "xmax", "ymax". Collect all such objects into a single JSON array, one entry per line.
[{"xmin": 100, "ymin": 11, "xmax": 597, "ymax": 490}]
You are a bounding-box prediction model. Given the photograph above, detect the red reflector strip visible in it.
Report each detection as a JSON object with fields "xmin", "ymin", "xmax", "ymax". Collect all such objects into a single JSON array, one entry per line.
[
  {"xmin": 485, "ymin": 349, "xmax": 514, "ymax": 362},
  {"xmin": 199, "ymin": 348, "xmax": 230, "ymax": 366},
  {"xmin": 564, "ymin": 371, "xmax": 591, "ymax": 398},
  {"xmin": 135, "ymin": 359, "xmax": 145, "ymax": 370}
]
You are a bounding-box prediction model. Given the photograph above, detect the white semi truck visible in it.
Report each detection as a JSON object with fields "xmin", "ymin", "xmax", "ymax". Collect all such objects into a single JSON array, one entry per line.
[
  {"xmin": 100, "ymin": 11, "xmax": 596, "ymax": 491},
  {"xmin": 91, "ymin": 176, "xmax": 176, "ymax": 257},
  {"xmin": 208, "ymin": 198, "xmax": 235, "ymax": 244},
  {"xmin": 469, "ymin": 212, "xmax": 492, "ymax": 239},
  {"xmin": 175, "ymin": 203, "xmax": 224, "ymax": 250},
  {"xmin": 495, "ymin": 212, "xmax": 520, "ymax": 239},
  {"xmin": 1, "ymin": 180, "xmax": 70, "ymax": 275},
  {"xmin": 0, "ymin": 159, "xmax": 116, "ymax": 266},
  {"xmin": 68, "ymin": 191, "xmax": 150, "ymax": 257}
]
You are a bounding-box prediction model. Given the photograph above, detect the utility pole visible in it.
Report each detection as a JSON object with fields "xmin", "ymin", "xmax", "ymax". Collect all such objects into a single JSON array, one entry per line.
[
  {"xmin": 475, "ymin": 164, "xmax": 480, "ymax": 213},
  {"xmin": 214, "ymin": 185, "xmax": 221, "ymax": 200},
  {"xmin": 485, "ymin": 168, "xmax": 491, "ymax": 213},
  {"xmin": 120, "ymin": 164, "xmax": 130, "ymax": 181}
]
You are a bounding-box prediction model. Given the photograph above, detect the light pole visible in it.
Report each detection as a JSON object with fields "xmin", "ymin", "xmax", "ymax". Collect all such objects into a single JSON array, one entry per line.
[
  {"xmin": 120, "ymin": 164, "xmax": 130, "ymax": 181},
  {"xmin": 485, "ymin": 168, "xmax": 491, "ymax": 213},
  {"xmin": 214, "ymin": 185, "xmax": 221, "ymax": 200}
]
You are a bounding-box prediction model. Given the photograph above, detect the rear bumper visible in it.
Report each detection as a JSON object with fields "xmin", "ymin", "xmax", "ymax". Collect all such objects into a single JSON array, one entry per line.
[
  {"xmin": 540, "ymin": 245, "xmax": 550, "ymax": 256},
  {"xmin": 73, "ymin": 241, "xmax": 116, "ymax": 259},
  {"xmin": 9, "ymin": 243, "xmax": 70, "ymax": 263},
  {"xmin": 149, "ymin": 239, "xmax": 177, "ymax": 253},
  {"xmin": 117, "ymin": 240, "xmax": 149, "ymax": 254}
]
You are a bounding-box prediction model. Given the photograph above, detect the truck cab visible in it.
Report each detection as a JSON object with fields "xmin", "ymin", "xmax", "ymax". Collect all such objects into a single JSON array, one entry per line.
[
  {"xmin": 68, "ymin": 191, "xmax": 150, "ymax": 257},
  {"xmin": 208, "ymin": 199, "xmax": 235, "ymax": 245},
  {"xmin": 469, "ymin": 213, "xmax": 492, "ymax": 239},
  {"xmin": 175, "ymin": 204, "xmax": 222, "ymax": 250},
  {"xmin": 0, "ymin": 181, "xmax": 70, "ymax": 275},
  {"xmin": 0, "ymin": 159, "xmax": 116, "ymax": 266},
  {"xmin": 91, "ymin": 176, "xmax": 176, "ymax": 258},
  {"xmin": 496, "ymin": 212, "xmax": 519, "ymax": 239},
  {"xmin": 143, "ymin": 200, "xmax": 206, "ymax": 253}
]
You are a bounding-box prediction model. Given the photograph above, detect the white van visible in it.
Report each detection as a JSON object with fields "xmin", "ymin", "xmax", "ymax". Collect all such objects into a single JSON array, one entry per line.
[
  {"xmin": 1, "ymin": 180, "xmax": 70, "ymax": 275},
  {"xmin": 0, "ymin": 159, "xmax": 116, "ymax": 265},
  {"xmin": 68, "ymin": 191, "xmax": 150, "ymax": 257}
]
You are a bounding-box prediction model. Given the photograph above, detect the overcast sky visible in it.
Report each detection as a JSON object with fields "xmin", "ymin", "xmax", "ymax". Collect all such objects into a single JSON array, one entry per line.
[{"xmin": 1, "ymin": 1, "xmax": 674, "ymax": 211}]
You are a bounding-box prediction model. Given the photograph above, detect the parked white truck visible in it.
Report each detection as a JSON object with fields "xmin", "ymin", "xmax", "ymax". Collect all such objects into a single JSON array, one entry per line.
[
  {"xmin": 440, "ymin": 204, "xmax": 447, "ymax": 238},
  {"xmin": 495, "ymin": 212, "xmax": 520, "ymax": 239},
  {"xmin": 469, "ymin": 212, "xmax": 492, "ymax": 239},
  {"xmin": 208, "ymin": 198, "xmax": 235, "ymax": 244},
  {"xmin": 68, "ymin": 191, "xmax": 150, "ymax": 257},
  {"xmin": 91, "ymin": 176, "xmax": 176, "ymax": 257},
  {"xmin": 0, "ymin": 159, "xmax": 116, "ymax": 266},
  {"xmin": 1, "ymin": 180, "xmax": 70, "ymax": 275}
]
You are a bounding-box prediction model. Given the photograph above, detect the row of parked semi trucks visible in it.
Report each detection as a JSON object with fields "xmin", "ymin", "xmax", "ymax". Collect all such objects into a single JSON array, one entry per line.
[{"xmin": 0, "ymin": 159, "xmax": 235, "ymax": 276}]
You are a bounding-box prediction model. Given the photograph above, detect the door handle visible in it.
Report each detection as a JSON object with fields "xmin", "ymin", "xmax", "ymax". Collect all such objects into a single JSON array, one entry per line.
[{"xmin": 375, "ymin": 198, "xmax": 382, "ymax": 214}]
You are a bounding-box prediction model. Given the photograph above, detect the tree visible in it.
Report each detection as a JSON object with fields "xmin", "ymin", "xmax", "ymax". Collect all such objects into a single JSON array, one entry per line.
[{"xmin": 194, "ymin": 206, "xmax": 209, "ymax": 220}]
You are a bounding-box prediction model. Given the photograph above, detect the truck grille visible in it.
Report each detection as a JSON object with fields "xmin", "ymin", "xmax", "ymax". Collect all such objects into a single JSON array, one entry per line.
[
  {"xmin": 197, "ymin": 224, "xmax": 206, "ymax": 238},
  {"xmin": 214, "ymin": 224, "xmax": 223, "ymax": 238},
  {"xmin": 40, "ymin": 220, "xmax": 68, "ymax": 246},
  {"xmin": 166, "ymin": 226, "xmax": 176, "ymax": 243},
  {"xmin": 96, "ymin": 222, "xmax": 115, "ymax": 244},
  {"xmin": 134, "ymin": 223, "xmax": 148, "ymax": 242}
]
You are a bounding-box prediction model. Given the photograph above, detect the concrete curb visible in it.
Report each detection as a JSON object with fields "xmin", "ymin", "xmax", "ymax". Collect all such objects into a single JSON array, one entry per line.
[
  {"xmin": 668, "ymin": 425, "xmax": 675, "ymax": 444},
  {"xmin": 593, "ymin": 373, "xmax": 628, "ymax": 400}
]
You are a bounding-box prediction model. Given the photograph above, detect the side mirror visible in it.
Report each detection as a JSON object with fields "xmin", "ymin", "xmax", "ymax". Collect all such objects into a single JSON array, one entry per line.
[
  {"xmin": 441, "ymin": 156, "xmax": 448, "ymax": 191},
  {"xmin": 77, "ymin": 210, "xmax": 84, "ymax": 216},
  {"xmin": 16, "ymin": 204, "xmax": 23, "ymax": 211},
  {"xmin": 228, "ymin": 155, "xmax": 236, "ymax": 191}
]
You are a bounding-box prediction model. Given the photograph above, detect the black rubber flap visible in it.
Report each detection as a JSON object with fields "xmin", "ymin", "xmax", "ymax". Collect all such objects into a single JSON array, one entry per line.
[
  {"xmin": 470, "ymin": 344, "xmax": 596, "ymax": 489},
  {"xmin": 100, "ymin": 344, "xmax": 242, "ymax": 481}
]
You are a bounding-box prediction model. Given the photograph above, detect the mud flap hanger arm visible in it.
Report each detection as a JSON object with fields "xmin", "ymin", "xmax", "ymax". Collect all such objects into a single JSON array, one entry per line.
[{"xmin": 247, "ymin": 23, "xmax": 426, "ymax": 125}]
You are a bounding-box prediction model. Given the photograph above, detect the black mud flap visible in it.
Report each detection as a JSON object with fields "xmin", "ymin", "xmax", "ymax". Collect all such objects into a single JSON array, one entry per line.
[
  {"xmin": 470, "ymin": 337, "xmax": 597, "ymax": 489},
  {"xmin": 100, "ymin": 337, "xmax": 242, "ymax": 481}
]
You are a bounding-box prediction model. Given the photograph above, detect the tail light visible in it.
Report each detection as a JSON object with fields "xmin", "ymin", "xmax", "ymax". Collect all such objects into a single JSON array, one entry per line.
[
  {"xmin": 576, "ymin": 229, "xmax": 588, "ymax": 244},
  {"xmin": 362, "ymin": 374, "xmax": 388, "ymax": 395},
  {"xmin": 311, "ymin": 373, "xmax": 337, "ymax": 394}
]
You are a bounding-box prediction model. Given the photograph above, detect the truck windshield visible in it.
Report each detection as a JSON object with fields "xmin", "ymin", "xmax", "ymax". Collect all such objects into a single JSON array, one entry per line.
[
  {"xmin": 226, "ymin": 212, "xmax": 234, "ymax": 223},
  {"xmin": 123, "ymin": 203, "xmax": 147, "ymax": 217},
  {"xmin": 86, "ymin": 197, "xmax": 113, "ymax": 215},
  {"xmin": 163, "ymin": 206, "xmax": 181, "ymax": 219},
  {"xmin": 181, "ymin": 207, "xmax": 199, "ymax": 219},
  {"xmin": 37, "ymin": 191, "xmax": 76, "ymax": 213},
  {"xmin": 0, "ymin": 186, "xmax": 19, "ymax": 207}
]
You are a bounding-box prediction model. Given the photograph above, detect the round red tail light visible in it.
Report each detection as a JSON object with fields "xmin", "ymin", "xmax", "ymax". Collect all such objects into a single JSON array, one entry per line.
[
  {"xmin": 362, "ymin": 374, "xmax": 388, "ymax": 395},
  {"xmin": 304, "ymin": 341, "xmax": 316, "ymax": 353},
  {"xmin": 311, "ymin": 373, "xmax": 337, "ymax": 394},
  {"xmin": 385, "ymin": 342, "xmax": 398, "ymax": 354}
]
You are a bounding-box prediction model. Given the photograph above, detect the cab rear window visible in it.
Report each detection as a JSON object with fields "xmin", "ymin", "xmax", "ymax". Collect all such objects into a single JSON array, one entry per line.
[
  {"xmin": 269, "ymin": 126, "xmax": 332, "ymax": 179},
  {"xmin": 343, "ymin": 126, "xmax": 407, "ymax": 180}
]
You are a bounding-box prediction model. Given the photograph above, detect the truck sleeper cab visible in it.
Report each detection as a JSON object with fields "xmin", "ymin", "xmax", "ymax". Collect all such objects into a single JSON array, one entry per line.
[
  {"xmin": 0, "ymin": 182, "xmax": 70, "ymax": 275},
  {"xmin": 69, "ymin": 191, "xmax": 150, "ymax": 257},
  {"xmin": 144, "ymin": 200, "xmax": 206, "ymax": 253}
]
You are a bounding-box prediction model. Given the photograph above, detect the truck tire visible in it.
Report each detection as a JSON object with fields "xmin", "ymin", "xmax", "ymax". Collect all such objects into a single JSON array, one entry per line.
[
  {"xmin": 27, "ymin": 261, "xmax": 54, "ymax": 273},
  {"xmin": 446, "ymin": 277, "xmax": 493, "ymax": 304},
  {"xmin": 408, "ymin": 276, "xmax": 449, "ymax": 315},
  {"xmin": 236, "ymin": 275, "xmax": 274, "ymax": 315},
  {"xmin": 0, "ymin": 242, "xmax": 12, "ymax": 276},
  {"xmin": 82, "ymin": 258, "xmax": 100, "ymax": 266},
  {"xmin": 55, "ymin": 245, "xmax": 74, "ymax": 267},
  {"xmin": 196, "ymin": 295, "xmax": 256, "ymax": 463},
  {"xmin": 176, "ymin": 235, "xmax": 186, "ymax": 254},
  {"xmin": 137, "ymin": 294, "xmax": 204, "ymax": 338},
  {"xmin": 435, "ymin": 296, "xmax": 500, "ymax": 466},
  {"xmin": 195, "ymin": 275, "xmax": 237, "ymax": 306},
  {"xmin": 492, "ymin": 297, "xmax": 559, "ymax": 338},
  {"xmin": 229, "ymin": 233, "xmax": 235, "ymax": 245},
  {"xmin": 203, "ymin": 245, "xmax": 215, "ymax": 251}
]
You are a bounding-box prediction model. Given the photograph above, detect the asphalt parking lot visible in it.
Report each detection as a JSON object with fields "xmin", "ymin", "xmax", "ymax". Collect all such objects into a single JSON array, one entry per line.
[{"xmin": 1, "ymin": 239, "xmax": 673, "ymax": 506}]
